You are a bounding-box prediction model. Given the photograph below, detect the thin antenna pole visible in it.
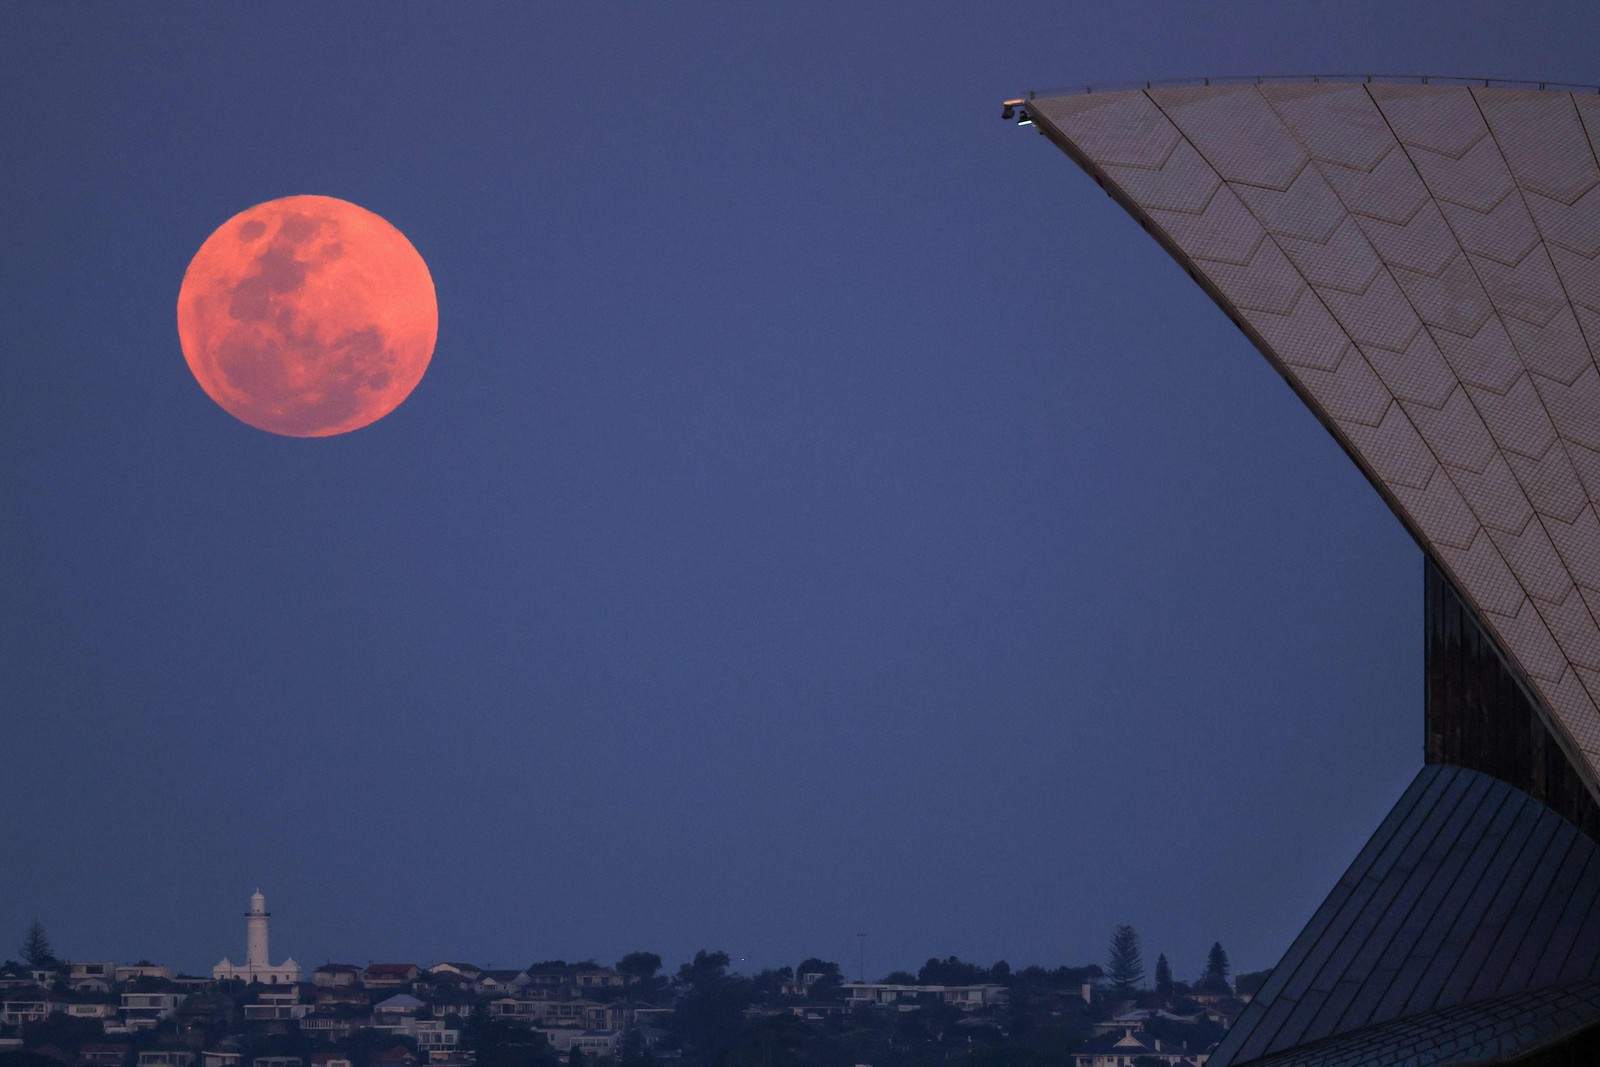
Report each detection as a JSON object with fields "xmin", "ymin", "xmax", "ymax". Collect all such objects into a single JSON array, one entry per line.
[{"xmin": 857, "ymin": 933, "xmax": 866, "ymax": 982}]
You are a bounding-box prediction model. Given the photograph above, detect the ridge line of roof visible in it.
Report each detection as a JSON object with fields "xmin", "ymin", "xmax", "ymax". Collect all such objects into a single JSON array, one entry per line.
[{"xmin": 1018, "ymin": 73, "xmax": 1600, "ymax": 101}]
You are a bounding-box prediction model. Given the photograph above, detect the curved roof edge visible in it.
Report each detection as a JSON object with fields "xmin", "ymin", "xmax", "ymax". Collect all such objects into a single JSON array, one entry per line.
[
  {"xmin": 1211, "ymin": 765, "xmax": 1600, "ymax": 1066},
  {"xmin": 1233, "ymin": 982, "xmax": 1600, "ymax": 1066},
  {"xmin": 1029, "ymin": 79, "xmax": 1600, "ymax": 800}
]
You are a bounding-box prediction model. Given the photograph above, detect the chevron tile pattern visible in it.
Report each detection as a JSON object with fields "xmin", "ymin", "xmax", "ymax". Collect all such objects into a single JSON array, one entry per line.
[{"xmin": 1033, "ymin": 83, "xmax": 1600, "ymax": 787}]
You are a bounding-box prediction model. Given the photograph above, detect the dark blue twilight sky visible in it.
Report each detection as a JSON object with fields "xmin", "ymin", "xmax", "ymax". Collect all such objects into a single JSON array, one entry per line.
[{"xmin": 4, "ymin": 1, "xmax": 1596, "ymax": 983}]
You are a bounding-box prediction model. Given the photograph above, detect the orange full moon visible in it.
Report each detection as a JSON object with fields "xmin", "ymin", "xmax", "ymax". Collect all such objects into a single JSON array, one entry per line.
[{"xmin": 177, "ymin": 195, "xmax": 437, "ymax": 437}]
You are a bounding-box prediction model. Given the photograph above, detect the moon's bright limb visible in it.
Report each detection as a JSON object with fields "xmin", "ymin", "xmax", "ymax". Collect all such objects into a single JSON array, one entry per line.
[{"xmin": 177, "ymin": 195, "xmax": 438, "ymax": 437}]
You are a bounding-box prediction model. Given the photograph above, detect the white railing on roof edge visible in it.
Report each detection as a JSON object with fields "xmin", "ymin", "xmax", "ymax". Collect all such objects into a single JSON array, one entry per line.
[{"xmin": 1019, "ymin": 73, "xmax": 1600, "ymax": 100}]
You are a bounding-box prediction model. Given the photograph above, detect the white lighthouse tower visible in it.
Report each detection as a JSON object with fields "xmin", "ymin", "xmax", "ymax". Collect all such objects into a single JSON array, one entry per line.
[
  {"xmin": 213, "ymin": 890, "xmax": 301, "ymax": 985},
  {"xmin": 246, "ymin": 890, "xmax": 270, "ymax": 972}
]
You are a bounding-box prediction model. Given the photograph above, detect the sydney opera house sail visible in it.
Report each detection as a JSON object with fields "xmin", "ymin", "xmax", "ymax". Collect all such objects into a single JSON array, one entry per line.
[{"xmin": 1020, "ymin": 79, "xmax": 1600, "ymax": 1064}]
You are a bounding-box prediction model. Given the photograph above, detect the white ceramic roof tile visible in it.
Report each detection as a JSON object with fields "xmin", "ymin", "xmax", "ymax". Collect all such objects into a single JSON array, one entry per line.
[
  {"xmin": 1402, "ymin": 386, "xmax": 1498, "ymax": 470},
  {"xmin": 1294, "ymin": 349, "xmax": 1392, "ymax": 427},
  {"xmin": 1365, "ymin": 329, "xmax": 1458, "ymax": 408},
  {"xmin": 1259, "ymin": 83, "xmax": 1395, "ymax": 172},
  {"xmin": 1554, "ymin": 250, "xmax": 1600, "ymax": 312},
  {"xmin": 1391, "ymin": 254, "xmax": 1496, "ymax": 337},
  {"xmin": 1506, "ymin": 444, "xmax": 1590, "ymax": 523},
  {"xmin": 1534, "ymin": 364, "xmax": 1600, "ymax": 452},
  {"xmin": 1475, "ymin": 88, "xmax": 1599, "ymax": 204},
  {"xmin": 1149, "ymin": 86, "xmax": 1308, "ymax": 190},
  {"xmin": 1488, "ymin": 520, "xmax": 1574, "ymax": 603},
  {"xmin": 1439, "ymin": 192, "xmax": 1542, "ymax": 263},
  {"xmin": 1390, "ymin": 469, "xmax": 1480, "ymax": 550},
  {"xmin": 1437, "ymin": 530, "xmax": 1528, "ymax": 618},
  {"xmin": 1369, "ymin": 84, "xmax": 1490, "ymax": 159},
  {"xmin": 1576, "ymin": 667, "xmax": 1600, "ymax": 722},
  {"xmin": 1031, "ymin": 91, "xmax": 1182, "ymax": 170},
  {"xmin": 1548, "ymin": 668, "xmax": 1600, "ymax": 735},
  {"xmin": 1103, "ymin": 141, "xmax": 1224, "ymax": 214},
  {"xmin": 1505, "ymin": 308, "xmax": 1592, "ymax": 383},
  {"xmin": 1547, "ymin": 509, "xmax": 1600, "ymax": 587},
  {"xmin": 1318, "ymin": 270, "xmax": 1423, "ymax": 352},
  {"xmin": 1199, "ymin": 238, "xmax": 1306, "ymax": 315},
  {"xmin": 1032, "ymin": 82, "xmax": 1600, "ymax": 788},
  {"xmin": 1279, "ymin": 217, "xmax": 1384, "ymax": 293},
  {"xmin": 1571, "ymin": 101, "xmax": 1600, "ymax": 241},
  {"xmin": 1528, "ymin": 186, "xmax": 1600, "ymax": 258},
  {"xmin": 1337, "ymin": 402, "xmax": 1436, "ymax": 489},
  {"xmin": 1410, "ymin": 138, "xmax": 1518, "ymax": 213},
  {"xmin": 1576, "ymin": 310, "xmax": 1600, "ymax": 368},
  {"xmin": 1234, "ymin": 167, "xmax": 1348, "ymax": 242},
  {"xmin": 1465, "ymin": 375, "xmax": 1560, "ymax": 458},
  {"xmin": 1321, "ymin": 146, "xmax": 1432, "ymax": 225},
  {"xmin": 1431, "ymin": 317, "xmax": 1524, "ymax": 394},
  {"xmin": 1572, "ymin": 94, "xmax": 1600, "ymax": 159},
  {"xmin": 1354, "ymin": 202, "xmax": 1459, "ymax": 275},
  {"xmin": 1449, "ymin": 452, "xmax": 1535, "ymax": 532},
  {"xmin": 1472, "ymin": 249, "xmax": 1569, "ymax": 329},
  {"xmin": 1487, "ymin": 595, "xmax": 1574, "ymax": 682},
  {"xmin": 1147, "ymin": 189, "xmax": 1265, "ymax": 265},
  {"xmin": 1549, "ymin": 669, "xmax": 1600, "ymax": 750},
  {"xmin": 1241, "ymin": 295, "xmax": 1349, "ymax": 372},
  {"xmin": 1538, "ymin": 586, "xmax": 1600, "ymax": 671},
  {"xmin": 1564, "ymin": 443, "xmax": 1600, "ymax": 503}
]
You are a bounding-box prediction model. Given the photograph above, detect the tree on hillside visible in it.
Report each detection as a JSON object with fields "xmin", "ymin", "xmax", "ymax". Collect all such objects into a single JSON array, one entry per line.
[
  {"xmin": 18, "ymin": 921, "xmax": 54, "ymax": 967},
  {"xmin": 617, "ymin": 952, "xmax": 670, "ymax": 1004},
  {"xmin": 1011, "ymin": 963, "xmax": 1101, "ymax": 992},
  {"xmin": 527, "ymin": 960, "xmax": 568, "ymax": 973},
  {"xmin": 1107, "ymin": 926, "xmax": 1144, "ymax": 994},
  {"xmin": 672, "ymin": 950, "xmax": 754, "ymax": 1065},
  {"xmin": 795, "ymin": 958, "xmax": 841, "ymax": 983},
  {"xmin": 917, "ymin": 956, "xmax": 989, "ymax": 986},
  {"xmin": 10, "ymin": 1014, "xmax": 104, "ymax": 1050},
  {"xmin": 617, "ymin": 1028, "xmax": 654, "ymax": 1067},
  {"xmin": 0, "ymin": 1052, "xmax": 71, "ymax": 1067},
  {"xmin": 617, "ymin": 952, "xmax": 662, "ymax": 981},
  {"xmin": 676, "ymin": 950, "xmax": 731, "ymax": 991},
  {"xmin": 464, "ymin": 1004, "xmax": 560, "ymax": 1067},
  {"xmin": 1154, "ymin": 954, "xmax": 1173, "ymax": 999},
  {"xmin": 794, "ymin": 958, "xmax": 843, "ymax": 1001},
  {"xmin": 1198, "ymin": 942, "xmax": 1231, "ymax": 994},
  {"xmin": 733, "ymin": 1014, "xmax": 806, "ymax": 1067}
]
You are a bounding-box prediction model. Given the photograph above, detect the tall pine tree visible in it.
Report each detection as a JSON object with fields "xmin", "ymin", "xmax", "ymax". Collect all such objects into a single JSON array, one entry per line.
[
  {"xmin": 1154, "ymin": 953, "xmax": 1173, "ymax": 999},
  {"xmin": 18, "ymin": 921, "xmax": 53, "ymax": 967},
  {"xmin": 1199, "ymin": 941, "xmax": 1231, "ymax": 994},
  {"xmin": 1107, "ymin": 925, "xmax": 1144, "ymax": 993}
]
